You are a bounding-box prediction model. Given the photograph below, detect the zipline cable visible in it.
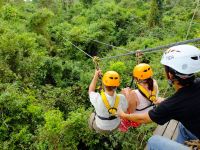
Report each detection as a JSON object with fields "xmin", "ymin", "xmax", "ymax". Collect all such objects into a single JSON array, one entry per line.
[
  {"xmin": 78, "ymin": 35, "xmax": 131, "ymax": 52},
  {"xmin": 195, "ymin": 44, "xmax": 200, "ymax": 46},
  {"xmin": 65, "ymin": 39, "xmax": 104, "ymax": 70},
  {"xmin": 185, "ymin": 0, "xmax": 200, "ymax": 40},
  {"xmin": 65, "ymin": 37, "xmax": 200, "ymax": 61},
  {"xmin": 80, "ymin": 35, "xmax": 131, "ymax": 52},
  {"xmin": 100, "ymin": 38, "xmax": 200, "ymax": 60},
  {"xmin": 65, "ymin": 39, "xmax": 93, "ymax": 59},
  {"xmin": 89, "ymin": 39, "xmax": 131, "ymax": 52}
]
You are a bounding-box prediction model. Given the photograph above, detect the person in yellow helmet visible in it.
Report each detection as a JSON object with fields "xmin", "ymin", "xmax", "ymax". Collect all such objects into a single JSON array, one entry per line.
[
  {"xmin": 88, "ymin": 69, "xmax": 128, "ymax": 134},
  {"xmin": 119, "ymin": 63, "xmax": 162, "ymax": 132}
]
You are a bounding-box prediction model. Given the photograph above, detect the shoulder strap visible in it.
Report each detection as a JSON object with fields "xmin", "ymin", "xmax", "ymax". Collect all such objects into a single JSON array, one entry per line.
[
  {"xmin": 101, "ymin": 91, "xmax": 120, "ymax": 116},
  {"xmin": 101, "ymin": 91, "xmax": 111, "ymax": 110},
  {"xmin": 114, "ymin": 95, "xmax": 120, "ymax": 110},
  {"xmin": 136, "ymin": 83, "xmax": 157, "ymax": 102}
]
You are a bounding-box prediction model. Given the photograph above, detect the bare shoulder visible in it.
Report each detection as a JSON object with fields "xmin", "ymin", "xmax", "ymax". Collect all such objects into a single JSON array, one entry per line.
[
  {"xmin": 153, "ymin": 79, "xmax": 159, "ymax": 88},
  {"xmin": 153, "ymin": 78, "xmax": 158, "ymax": 84},
  {"xmin": 130, "ymin": 90, "xmax": 139, "ymax": 105}
]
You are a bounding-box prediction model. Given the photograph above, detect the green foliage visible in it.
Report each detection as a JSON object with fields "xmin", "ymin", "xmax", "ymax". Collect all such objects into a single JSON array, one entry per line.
[
  {"xmin": 149, "ymin": 0, "xmax": 163, "ymax": 27},
  {"xmin": 38, "ymin": 0, "xmax": 63, "ymax": 14},
  {"xmin": 62, "ymin": 108, "xmax": 95, "ymax": 149},
  {"xmin": 80, "ymin": 0, "xmax": 93, "ymax": 6},
  {"xmin": 1, "ymin": 4, "xmax": 19, "ymax": 20},
  {"xmin": 36, "ymin": 108, "xmax": 100, "ymax": 150},
  {"xmin": 109, "ymin": 61, "xmax": 127, "ymax": 75},
  {"xmin": 0, "ymin": 0, "xmax": 199, "ymax": 149},
  {"xmin": 0, "ymin": 84, "xmax": 44, "ymax": 149},
  {"xmin": 0, "ymin": 31, "xmax": 46, "ymax": 83},
  {"xmin": 36, "ymin": 109, "xmax": 66, "ymax": 150},
  {"xmin": 29, "ymin": 8, "xmax": 54, "ymax": 35}
]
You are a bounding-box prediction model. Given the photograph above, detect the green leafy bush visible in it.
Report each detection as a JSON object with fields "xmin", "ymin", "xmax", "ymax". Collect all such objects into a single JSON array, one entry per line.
[{"xmin": 0, "ymin": 0, "xmax": 199, "ymax": 149}]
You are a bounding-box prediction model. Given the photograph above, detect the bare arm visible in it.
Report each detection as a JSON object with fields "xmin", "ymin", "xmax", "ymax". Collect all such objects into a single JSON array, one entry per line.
[
  {"xmin": 121, "ymin": 88, "xmax": 138, "ymax": 113},
  {"xmin": 118, "ymin": 109, "xmax": 152, "ymax": 124},
  {"xmin": 88, "ymin": 70, "xmax": 101, "ymax": 93}
]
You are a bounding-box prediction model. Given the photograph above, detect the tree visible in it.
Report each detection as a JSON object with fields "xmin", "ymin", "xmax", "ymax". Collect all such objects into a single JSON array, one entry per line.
[
  {"xmin": 38, "ymin": 0, "xmax": 62, "ymax": 13},
  {"xmin": 149, "ymin": 0, "xmax": 163, "ymax": 27},
  {"xmin": 0, "ymin": 0, "xmax": 4, "ymax": 8},
  {"xmin": 29, "ymin": 8, "xmax": 54, "ymax": 36},
  {"xmin": 0, "ymin": 0, "xmax": 199, "ymax": 149},
  {"xmin": 62, "ymin": 0, "xmax": 74, "ymax": 10},
  {"xmin": 80, "ymin": 0, "xmax": 93, "ymax": 6}
]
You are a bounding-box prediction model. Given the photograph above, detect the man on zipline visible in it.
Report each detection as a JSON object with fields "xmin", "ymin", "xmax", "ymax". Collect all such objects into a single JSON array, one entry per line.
[
  {"xmin": 88, "ymin": 70, "xmax": 128, "ymax": 134},
  {"xmin": 118, "ymin": 45, "xmax": 200, "ymax": 149}
]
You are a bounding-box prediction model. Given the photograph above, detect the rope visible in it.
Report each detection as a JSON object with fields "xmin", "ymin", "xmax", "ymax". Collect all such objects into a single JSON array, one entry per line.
[
  {"xmin": 185, "ymin": 0, "xmax": 200, "ymax": 40},
  {"xmin": 100, "ymin": 38, "xmax": 200, "ymax": 60},
  {"xmin": 78, "ymin": 35, "xmax": 131, "ymax": 52},
  {"xmin": 65, "ymin": 37, "xmax": 200, "ymax": 62},
  {"xmin": 65, "ymin": 39, "xmax": 93, "ymax": 59},
  {"xmin": 64, "ymin": 39, "xmax": 105, "ymax": 75},
  {"xmin": 90, "ymin": 39, "xmax": 131, "ymax": 52}
]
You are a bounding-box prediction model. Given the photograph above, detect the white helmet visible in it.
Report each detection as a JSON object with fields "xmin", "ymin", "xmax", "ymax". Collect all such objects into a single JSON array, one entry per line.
[{"xmin": 161, "ymin": 45, "xmax": 200, "ymax": 74}]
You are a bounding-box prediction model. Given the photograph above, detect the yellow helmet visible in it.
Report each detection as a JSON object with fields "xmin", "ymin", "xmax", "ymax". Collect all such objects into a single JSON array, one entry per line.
[
  {"xmin": 133, "ymin": 63, "xmax": 153, "ymax": 80},
  {"xmin": 102, "ymin": 71, "xmax": 120, "ymax": 87}
]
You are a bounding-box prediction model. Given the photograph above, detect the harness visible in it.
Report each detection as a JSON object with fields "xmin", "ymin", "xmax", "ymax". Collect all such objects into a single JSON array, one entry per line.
[
  {"xmin": 136, "ymin": 82, "xmax": 157, "ymax": 111},
  {"xmin": 96, "ymin": 91, "xmax": 120, "ymax": 120}
]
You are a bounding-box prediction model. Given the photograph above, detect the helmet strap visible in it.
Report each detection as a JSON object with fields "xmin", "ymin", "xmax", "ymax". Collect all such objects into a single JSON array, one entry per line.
[
  {"xmin": 167, "ymin": 79, "xmax": 173, "ymax": 87},
  {"xmin": 165, "ymin": 66, "xmax": 175, "ymax": 86},
  {"xmin": 166, "ymin": 72, "xmax": 176, "ymax": 87}
]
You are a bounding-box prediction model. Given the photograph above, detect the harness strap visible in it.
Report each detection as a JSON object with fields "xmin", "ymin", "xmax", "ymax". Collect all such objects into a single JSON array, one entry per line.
[
  {"xmin": 136, "ymin": 83, "xmax": 157, "ymax": 102},
  {"xmin": 136, "ymin": 103, "xmax": 154, "ymax": 111},
  {"xmin": 101, "ymin": 91, "xmax": 120, "ymax": 116},
  {"xmin": 96, "ymin": 114, "xmax": 117, "ymax": 120},
  {"xmin": 138, "ymin": 88, "xmax": 154, "ymax": 105}
]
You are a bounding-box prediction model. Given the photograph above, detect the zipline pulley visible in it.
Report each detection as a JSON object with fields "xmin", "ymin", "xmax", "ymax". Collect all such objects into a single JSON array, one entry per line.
[
  {"xmin": 93, "ymin": 56, "xmax": 101, "ymax": 70},
  {"xmin": 135, "ymin": 50, "xmax": 143, "ymax": 65},
  {"xmin": 93, "ymin": 56, "xmax": 103, "ymax": 91},
  {"xmin": 129, "ymin": 50, "xmax": 144, "ymax": 88}
]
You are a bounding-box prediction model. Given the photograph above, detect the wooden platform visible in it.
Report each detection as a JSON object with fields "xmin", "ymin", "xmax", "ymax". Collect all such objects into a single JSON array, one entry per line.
[
  {"xmin": 153, "ymin": 120, "xmax": 179, "ymax": 140},
  {"xmin": 144, "ymin": 120, "xmax": 179, "ymax": 150}
]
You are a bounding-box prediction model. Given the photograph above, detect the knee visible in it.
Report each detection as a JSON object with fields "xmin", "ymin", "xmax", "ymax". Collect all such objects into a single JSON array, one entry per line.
[
  {"xmin": 88, "ymin": 112, "xmax": 96, "ymax": 130},
  {"xmin": 148, "ymin": 135, "xmax": 162, "ymax": 149},
  {"xmin": 148, "ymin": 135, "xmax": 162, "ymax": 143},
  {"xmin": 178, "ymin": 123, "xmax": 184, "ymax": 131},
  {"xmin": 177, "ymin": 123, "xmax": 187, "ymax": 139}
]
